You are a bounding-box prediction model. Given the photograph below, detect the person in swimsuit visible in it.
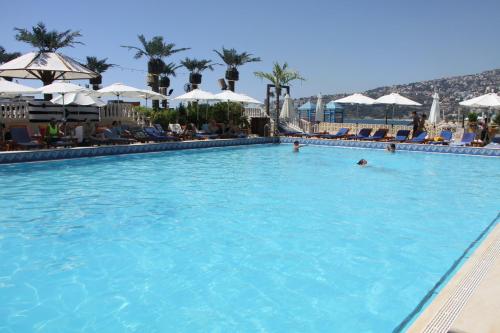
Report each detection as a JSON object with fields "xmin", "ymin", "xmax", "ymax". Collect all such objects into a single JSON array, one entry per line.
[{"xmin": 357, "ymin": 159, "xmax": 368, "ymax": 166}]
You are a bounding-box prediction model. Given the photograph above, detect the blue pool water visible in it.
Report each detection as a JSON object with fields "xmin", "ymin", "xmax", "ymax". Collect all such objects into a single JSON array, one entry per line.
[{"xmin": 0, "ymin": 144, "xmax": 499, "ymax": 333}]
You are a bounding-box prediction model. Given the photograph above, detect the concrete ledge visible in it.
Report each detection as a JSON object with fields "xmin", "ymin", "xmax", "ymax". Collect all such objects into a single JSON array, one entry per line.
[
  {"xmin": 279, "ymin": 137, "xmax": 500, "ymax": 157},
  {"xmin": 0, "ymin": 137, "xmax": 279, "ymax": 164}
]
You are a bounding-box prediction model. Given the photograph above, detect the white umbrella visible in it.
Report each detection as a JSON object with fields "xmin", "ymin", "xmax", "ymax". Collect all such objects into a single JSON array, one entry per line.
[
  {"xmin": 374, "ymin": 93, "xmax": 422, "ymax": 124},
  {"xmin": 459, "ymin": 93, "xmax": 500, "ymax": 108},
  {"xmin": 428, "ymin": 93, "xmax": 441, "ymax": 124},
  {"xmin": 97, "ymin": 82, "xmax": 146, "ymax": 99},
  {"xmin": 334, "ymin": 93, "xmax": 375, "ymax": 119},
  {"xmin": 315, "ymin": 93, "xmax": 324, "ymax": 122},
  {"xmin": 280, "ymin": 94, "xmax": 296, "ymax": 120},
  {"xmin": 40, "ymin": 82, "xmax": 86, "ymax": 122},
  {"xmin": 0, "ymin": 78, "xmax": 39, "ymax": 95},
  {"xmin": 139, "ymin": 89, "xmax": 168, "ymax": 108},
  {"xmin": 0, "ymin": 52, "xmax": 97, "ymax": 80},
  {"xmin": 238, "ymin": 94, "xmax": 263, "ymax": 105},
  {"xmin": 174, "ymin": 88, "xmax": 217, "ymax": 102},
  {"xmin": 51, "ymin": 92, "xmax": 106, "ymax": 107},
  {"xmin": 213, "ymin": 90, "xmax": 250, "ymax": 121}
]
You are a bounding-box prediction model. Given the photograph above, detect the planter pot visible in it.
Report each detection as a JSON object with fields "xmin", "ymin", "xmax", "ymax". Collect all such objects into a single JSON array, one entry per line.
[
  {"xmin": 147, "ymin": 73, "xmax": 158, "ymax": 87},
  {"xmin": 159, "ymin": 76, "xmax": 170, "ymax": 88},
  {"xmin": 225, "ymin": 68, "xmax": 239, "ymax": 81},
  {"xmin": 89, "ymin": 75, "xmax": 102, "ymax": 86},
  {"xmin": 189, "ymin": 73, "xmax": 202, "ymax": 85}
]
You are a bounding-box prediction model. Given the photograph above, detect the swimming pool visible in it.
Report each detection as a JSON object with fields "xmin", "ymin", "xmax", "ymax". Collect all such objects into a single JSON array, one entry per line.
[{"xmin": 0, "ymin": 144, "xmax": 498, "ymax": 332}]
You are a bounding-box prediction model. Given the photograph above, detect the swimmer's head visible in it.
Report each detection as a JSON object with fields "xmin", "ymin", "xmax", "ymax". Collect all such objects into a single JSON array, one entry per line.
[
  {"xmin": 294, "ymin": 141, "xmax": 299, "ymax": 146},
  {"xmin": 357, "ymin": 159, "xmax": 367, "ymax": 166}
]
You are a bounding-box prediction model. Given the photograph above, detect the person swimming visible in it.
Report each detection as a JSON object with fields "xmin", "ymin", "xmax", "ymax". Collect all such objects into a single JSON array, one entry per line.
[
  {"xmin": 293, "ymin": 140, "xmax": 304, "ymax": 152},
  {"xmin": 386, "ymin": 143, "xmax": 396, "ymax": 153},
  {"xmin": 357, "ymin": 159, "xmax": 368, "ymax": 166}
]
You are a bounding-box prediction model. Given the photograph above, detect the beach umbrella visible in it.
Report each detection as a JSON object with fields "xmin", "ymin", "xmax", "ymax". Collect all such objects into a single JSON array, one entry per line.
[
  {"xmin": 213, "ymin": 90, "xmax": 250, "ymax": 121},
  {"xmin": 315, "ymin": 94, "xmax": 324, "ymax": 122},
  {"xmin": 280, "ymin": 94, "xmax": 296, "ymax": 120},
  {"xmin": 428, "ymin": 93, "xmax": 441, "ymax": 124},
  {"xmin": 334, "ymin": 93, "xmax": 375, "ymax": 119},
  {"xmin": 97, "ymin": 83, "xmax": 146, "ymax": 99},
  {"xmin": 174, "ymin": 89, "xmax": 218, "ymax": 125},
  {"xmin": 0, "ymin": 52, "xmax": 97, "ymax": 81},
  {"xmin": 51, "ymin": 92, "xmax": 106, "ymax": 107},
  {"xmin": 238, "ymin": 94, "xmax": 263, "ymax": 105},
  {"xmin": 0, "ymin": 78, "xmax": 39, "ymax": 95},
  {"xmin": 139, "ymin": 89, "xmax": 168, "ymax": 108},
  {"xmin": 298, "ymin": 101, "xmax": 316, "ymax": 121},
  {"xmin": 374, "ymin": 93, "xmax": 422, "ymax": 124},
  {"xmin": 459, "ymin": 93, "xmax": 500, "ymax": 108},
  {"xmin": 40, "ymin": 82, "xmax": 86, "ymax": 123}
]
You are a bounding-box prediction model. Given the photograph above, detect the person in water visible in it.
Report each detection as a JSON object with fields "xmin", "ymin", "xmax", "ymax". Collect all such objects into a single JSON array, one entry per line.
[
  {"xmin": 386, "ymin": 143, "xmax": 396, "ymax": 153},
  {"xmin": 357, "ymin": 159, "xmax": 368, "ymax": 166},
  {"xmin": 293, "ymin": 140, "xmax": 305, "ymax": 152}
]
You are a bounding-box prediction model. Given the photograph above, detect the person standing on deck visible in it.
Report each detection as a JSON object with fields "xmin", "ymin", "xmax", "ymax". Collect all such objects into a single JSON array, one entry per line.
[{"xmin": 411, "ymin": 111, "xmax": 419, "ymax": 138}]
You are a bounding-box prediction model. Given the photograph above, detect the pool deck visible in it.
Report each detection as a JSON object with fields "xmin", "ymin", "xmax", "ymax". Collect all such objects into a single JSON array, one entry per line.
[{"xmin": 407, "ymin": 219, "xmax": 500, "ymax": 333}]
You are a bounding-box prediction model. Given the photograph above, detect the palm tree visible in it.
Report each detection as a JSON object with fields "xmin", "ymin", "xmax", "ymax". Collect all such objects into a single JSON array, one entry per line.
[
  {"xmin": 0, "ymin": 46, "xmax": 21, "ymax": 81},
  {"xmin": 213, "ymin": 47, "xmax": 261, "ymax": 92},
  {"xmin": 159, "ymin": 62, "xmax": 181, "ymax": 92},
  {"xmin": 14, "ymin": 22, "xmax": 83, "ymax": 52},
  {"xmin": 180, "ymin": 58, "xmax": 218, "ymax": 90},
  {"xmin": 85, "ymin": 57, "xmax": 114, "ymax": 90},
  {"xmin": 122, "ymin": 35, "xmax": 189, "ymax": 109},
  {"xmin": 254, "ymin": 62, "xmax": 305, "ymax": 134}
]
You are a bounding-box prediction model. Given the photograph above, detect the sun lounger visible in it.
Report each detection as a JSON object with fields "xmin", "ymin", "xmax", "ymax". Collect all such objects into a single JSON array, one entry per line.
[
  {"xmin": 103, "ymin": 129, "xmax": 135, "ymax": 144},
  {"xmin": 144, "ymin": 127, "xmax": 179, "ymax": 141},
  {"xmin": 484, "ymin": 135, "xmax": 500, "ymax": 149},
  {"xmin": 10, "ymin": 127, "xmax": 44, "ymax": 149},
  {"xmin": 320, "ymin": 128, "xmax": 349, "ymax": 139},
  {"xmin": 408, "ymin": 131, "xmax": 427, "ymax": 143},
  {"xmin": 429, "ymin": 130, "xmax": 453, "ymax": 145},
  {"xmin": 348, "ymin": 128, "xmax": 372, "ymax": 140},
  {"xmin": 390, "ymin": 130, "xmax": 411, "ymax": 142},
  {"xmin": 360, "ymin": 128, "xmax": 388, "ymax": 141},
  {"xmin": 168, "ymin": 123, "xmax": 183, "ymax": 136},
  {"xmin": 451, "ymin": 132, "xmax": 475, "ymax": 146}
]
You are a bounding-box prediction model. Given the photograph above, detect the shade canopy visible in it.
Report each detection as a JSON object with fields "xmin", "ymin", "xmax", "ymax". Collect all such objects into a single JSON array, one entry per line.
[
  {"xmin": 428, "ymin": 93, "xmax": 441, "ymax": 124},
  {"xmin": 39, "ymin": 82, "xmax": 85, "ymax": 95},
  {"xmin": 140, "ymin": 89, "xmax": 168, "ymax": 101},
  {"xmin": 97, "ymin": 83, "xmax": 146, "ymax": 98},
  {"xmin": 459, "ymin": 93, "xmax": 500, "ymax": 108},
  {"xmin": 174, "ymin": 88, "xmax": 217, "ymax": 101},
  {"xmin": 238, "ymin": 94, "xmax": 263, "ymax": 105},
  {"xmin": 325, "ymin": 101, "xmax": 344, "ymax": 110},
  {"xmin": 51, "ymin": 92, "xmax": 105, "ymax": 107},
  {"xmin": 374, "ymin": 93, "xmax": 422, "ymax": 106},
  {"xmin": 315, "ymin": 94, "xmax": 324, "ymax": 122},
  {"xmin": 297, "ymin": 101, "xmax": 316, "ymax": 111},
  {"xmin": 214, "ymin": 90, "xmax": 248, "ymax": 102},
  {"xmin": 0, "ymin": 78, "xmax": 39, "ymax": 95},
  {"xmin": 334, "ymin": 93, "xmax": 375, "ymax": 105},
  {"xmin": 280, "ymin": 94, "xmax": 296, "ymax": 119},
  {"xmin": 0, "ymin": 52, "xmax": 98, "ymax": 80}
]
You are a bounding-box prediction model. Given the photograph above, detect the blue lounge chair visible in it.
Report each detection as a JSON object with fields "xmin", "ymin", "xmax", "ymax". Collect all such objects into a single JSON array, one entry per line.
[
  {"xmin": 320, "ymin": 128, "xmax": 349, "ymax": 139},
  {"xmin": 429, "ymin": 130, "xmax": 453, "ymax": 145},
  {"xmin": 103, "ymin": 129, "xmax": 135, "ymax": 144},
  {"xmin": 349, "ymin": 128, "xmax": 372, "ymax": 140},
  {"xmin": 484, "ymin": 135, "xmax": 500, "ymax": 149},
  {"xmin": 360, "ymin": 128, "xmax": 388, "ymax": 141},
  {"xmin": 391, "ymin": 130, "xmax": 411, "ymax": 142},
  {"xmin": 10, "ymin": 127, "xmax": 44, "ymax": 149},
  {"xmin": 408, "ymin": 131, "xmax": 427, "ymax": 143},
  {"xmin": 451, "ymin": 132, "xmax": 475, "ymax": 146},
  {"xmin": 144, "ymin": 127, "xmax": 179, "ymax": 142}
]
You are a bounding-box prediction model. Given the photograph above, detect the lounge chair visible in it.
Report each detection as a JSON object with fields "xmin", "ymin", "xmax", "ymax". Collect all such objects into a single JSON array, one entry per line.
[
  {"xmin": 360, "ymin": 128, "xmax": 388, "ymax": 141},
  {"xmin": 429, "ymin": 130, "xmax": 453, "ymax": 145},
  {"xmin": 103, "ymin": 129, "xmax": 135, "ymax": 144},
  {"xmin": 408, "ymin": 131, "xmax": 428, "ymax": 143},
  {"xmin": 144, "ymin": 127, "xmax": 179, "ymax": 142},
  {"xmin": 390, "ymin": 130, "xmax": 411, "ymax": 142},
  {"xmin": 168, "ymin": 123, "xmax": 183, "ymax": 136},
  {"xmin": 10, "ymin": 127, "xmax": 44, "ymax": 149},
  {"xmin": 320, "ymin": 128, "xmax": 349, "ymax": 139},
  {"xmin": 348, "ymin": 128, "xmax": 372, "ymax": 140},
  {"xmin": 192, "ymin": 126, "xmax": 219, "ymax": 139},
  {"xmin": 484, "ymin": 135, "xmax": 500, "ymax": 149},
  {"xmin": 451, "ymin": 132, "xmax": 475, "ymax": 146}
]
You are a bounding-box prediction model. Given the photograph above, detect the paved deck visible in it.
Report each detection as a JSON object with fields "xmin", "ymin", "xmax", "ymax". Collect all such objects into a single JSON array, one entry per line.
[{"xmin": 407, "ymin": 217, "xmax": 500, "ymax": 333}]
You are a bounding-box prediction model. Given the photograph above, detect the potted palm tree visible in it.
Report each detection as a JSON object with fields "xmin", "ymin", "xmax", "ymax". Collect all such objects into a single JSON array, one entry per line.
[
  {"xmin": 14, "ymin": 22, "xmax": 83, "ymax": 98},
  {"xmin": 85, "ymin": 57, "xmax": 114, "ymax": 90},
  {"xmin": 180, "ymin": 58, "xmax": 218, "ymax": 90},
  {"xmin": 122, "ymin": 35, "xmax": 189, "ymax": 109},
  {"xmin": 213, "ymin": 47, "xmax": 261, "ymax": 92},
  {"xmin": 159, "ymin": 62, "xmax": 181, "ymax": 92},
  {"xmin": 255, "ymin": 62, "xmax": 305, "ymax": 135},
  {"xmin": 0, "ymin": 46, "xmax": 21, "ymax": 81}
]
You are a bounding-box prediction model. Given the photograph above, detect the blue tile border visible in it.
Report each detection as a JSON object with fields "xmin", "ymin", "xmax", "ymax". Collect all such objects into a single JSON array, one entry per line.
[
  {"xmin": 279, "ymin": 137, "xmax": 500, "ymax": 157},
  {"xmin": 0, "ymin": 137, "xmax": 279, "ymax": 164},
  {"xmin": 1, "ymin": 136, "xmax": 499, "ymax": 164}
]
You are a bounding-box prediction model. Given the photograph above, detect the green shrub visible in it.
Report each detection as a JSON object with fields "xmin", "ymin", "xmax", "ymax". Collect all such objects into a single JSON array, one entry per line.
[{"xmin": 467, "ymin": 112, "xmax": 478, "ymax": 122}]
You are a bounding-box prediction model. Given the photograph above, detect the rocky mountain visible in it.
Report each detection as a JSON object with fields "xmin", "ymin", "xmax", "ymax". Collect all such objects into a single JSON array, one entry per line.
[{"xmin": 295, "ymin": 68, "xmax": 500, "ymax": 119}]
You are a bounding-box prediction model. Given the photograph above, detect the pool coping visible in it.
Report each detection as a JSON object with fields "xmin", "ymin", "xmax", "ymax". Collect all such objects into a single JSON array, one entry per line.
[{"xmin": 406, "ymin": 214, "xmax": 500, "ymax": 333}]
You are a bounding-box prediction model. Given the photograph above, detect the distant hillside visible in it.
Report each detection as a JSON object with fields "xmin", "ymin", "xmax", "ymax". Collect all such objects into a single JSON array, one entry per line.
[{"xmin": 296, "ymin": 68, "xmax": 500, "ymax": 118}]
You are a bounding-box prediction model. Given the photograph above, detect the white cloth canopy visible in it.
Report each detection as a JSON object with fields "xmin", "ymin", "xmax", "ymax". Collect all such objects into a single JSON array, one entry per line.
[
  {"xmin": 0, "ymin": 78, "xmax": 39, "ymax": 95},
  {"xmin": 39, "ymin": 82, "xmax": 85, "ymax": 95},
  {"xmin": 238, "ymin": 94, "xmax": 263, "ymax": 105},
  {"xmin": 315, "ymin": 94, "xmax": 324, "ymax": 122},
  {"xmin": 459, "ymin": 93, "xmax": 500, "ymax": 108},
  {"xmin": 174, "ymin": 88, "xmax": 217, "ymax": 101},
  {"xmin": 0, "ymin": 52, "xmax": 97, "ymax": 80},
  {"xmin": 280, "ymin": 94, "xmax": 296, "ymax": 119},
  {"xmin": 139, "ymin": 89, "xmax": 168, "ymax": 101},
  {"xmin": 334, "ymin": 93, "xmax": 375, "ymax": 105},
  {"xmin": 374, "ymin": 93, "xmax": 422, "ymax": 106},
  {"xmin": 97, "ymin": 83, "xmax": 146, "ymax": 99},
  {"xmin": 428, "ymin": 93, "xmax": 441, "ymax": 124},
  {"xmin": 51, "ymin": 92, "xmax": 105, "ymax": 107},
  {"xmin": 214, "ymin": 90, "xmax": 248, "ymax": 102}
]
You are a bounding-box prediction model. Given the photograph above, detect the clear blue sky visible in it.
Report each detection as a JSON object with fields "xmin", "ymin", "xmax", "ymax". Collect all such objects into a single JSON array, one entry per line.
[{"xmin": 1, "ymin": 0, "xmax": 499, "ymax": 101}]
